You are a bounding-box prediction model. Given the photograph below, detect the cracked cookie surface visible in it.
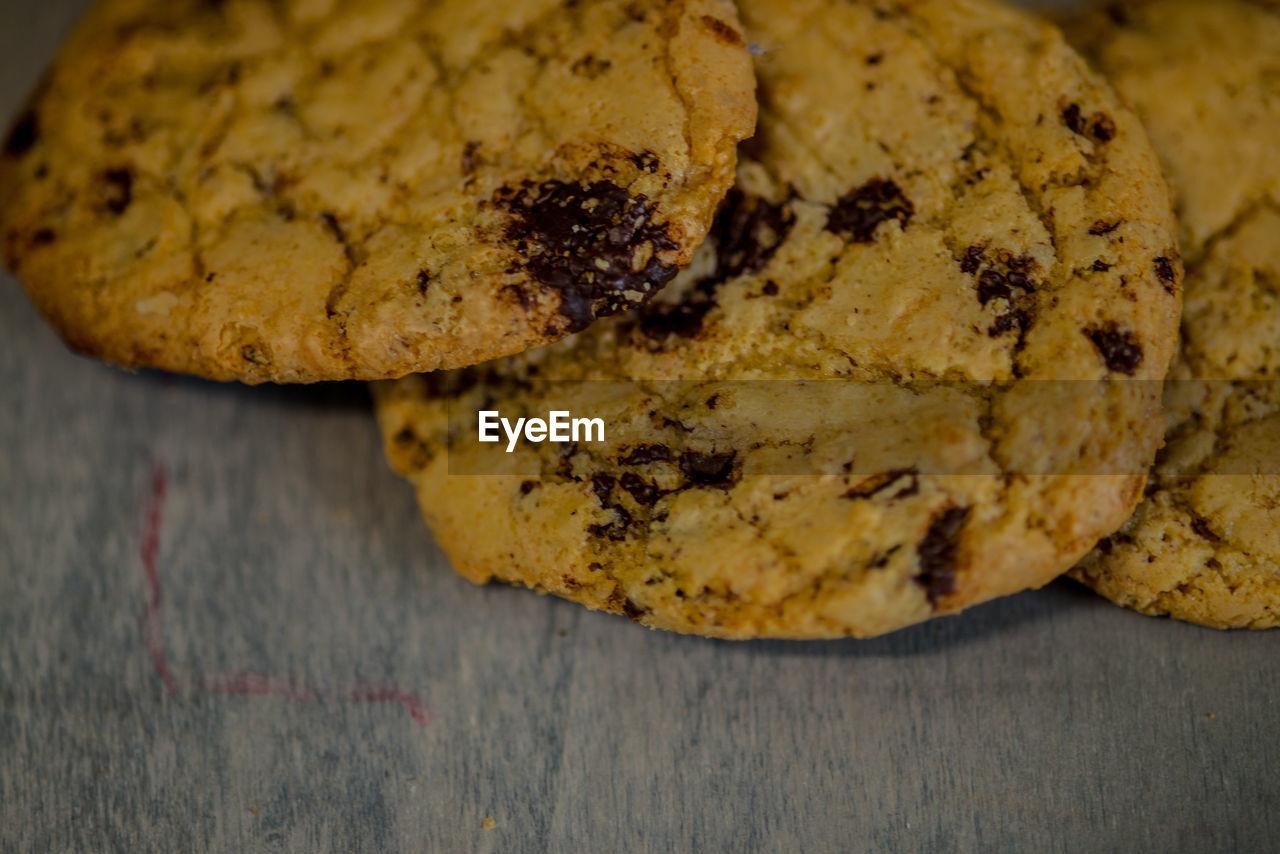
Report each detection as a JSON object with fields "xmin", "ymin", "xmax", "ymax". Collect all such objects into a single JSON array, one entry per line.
[
  {"xmin": 0, "ymin": 0, "xmax": 756, "ymax": 382},
  {"xmin": 375, "ymin": 0, "xmax": 1181, "ymax": 639},
  {"xmin": 1067, "ymin": 0, "xmax": 1280, "ymax": 629}
]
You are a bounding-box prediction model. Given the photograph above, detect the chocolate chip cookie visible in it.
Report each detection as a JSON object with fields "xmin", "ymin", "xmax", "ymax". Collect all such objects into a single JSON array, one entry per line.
[
  {"xmin": 0, "ymin": 0, "xmax": 756, "ymax": 382},
  {"xmin": 1067, "ymin": 0, "xmax": 1280, "ymax": 629},
  {"xmin": 375, "ymin": 0, "xmax": 1182, "ymax": 639}
]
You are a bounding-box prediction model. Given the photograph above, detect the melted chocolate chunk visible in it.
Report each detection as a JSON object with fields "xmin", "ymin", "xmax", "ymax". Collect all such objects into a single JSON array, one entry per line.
[
  {"xmin": 915, "ymin": 506, "xmax": 970, "ymax": 607},
  {"xmin": 1084, "ymin": 323, "xmax": 1144, "ymax": 375},
  {"xmin": 497, "ymin": 179, "xmax": 679, "ymax": 332},
  {"xmin": 4, "ymin": 109, "xmax": 38, "ymax": 157},
  {"xmin": 620, "ymin": 472, "xmax": 663, "ymax": 507},
  {"xmin": 638, "ymin": 299, "xmax": 714, "ymax": 341},
  {"xmin": 826, "ymin": 179, "xmax": 914, "ymax": 243},
  {"xmin": 678, "ymin": 450, "xmax": 736, "ymax": 486},
  {"xmin": 633, "ymin": 190, "xmax": 794, "ymax": 343},
  {"xmin": 960, "ymin": 245, "xmax": 984, "ymax": 275},
  {"xmin": 707, "ymin": 189, "xmax": 796, "ymax": 282},
  {"xmin": 103, "ymin": 168, "xmax": 133, "ymax": 216},
  {"xmin": 619, "ymin": 444, "xmax": 672, "ymax": 465}
]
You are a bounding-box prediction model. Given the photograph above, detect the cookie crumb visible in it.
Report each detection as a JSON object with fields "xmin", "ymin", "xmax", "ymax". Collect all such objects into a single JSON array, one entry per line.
[{"xmin": 482, "ymin": 816, "xmax": 497, "ymax": 830}]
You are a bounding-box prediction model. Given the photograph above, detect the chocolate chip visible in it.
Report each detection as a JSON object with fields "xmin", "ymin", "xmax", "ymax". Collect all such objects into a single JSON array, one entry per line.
[
  {"xmin": 1064, "ymin": 103, "xmax": 1117, "ymax": 143},
  {"xmin": 1096, "ymin": 535, "xmax": 1114, "ymax": 555},
  {"xmin": 1190, "ymin": 514, "xmax": 1221, "ymax": 543},
  {"xmin": 591, "ymin": 473, "xmax": 615, "ymax": 506},
  {"xmin": 914, "ymin": 506, "xmax": 970, "ymax": 607},
  {"xmin": 570, "ymin": 54, "xmax": 612, "ymax": 80},
  {"xmin": 1090, "ymin": 114, "xmax": 1116, "ymax": 143},
  {"xmin": 461, "ymin": 140, "xmax": 481, "ymax": 175},
  {"xmin": 843, "ymin": 468, "xmax": 919, "ymax": 500},
  {"xmin": 632, "ymin": 150, "xmax": 660, "ymax": 174},
  {"xmin": 977, "ymin": 270, "xmax": 1012, "ymax": 305},
  {"xmin": 619, "ymin": 444, "xmax": 672, "ymax": 465},
  {"xmin": 589, "ymin": 505, "xmax": 632, "ymax": 541},
  {"xmin": 960, "ymin": 245, "xmax": 984, "ymax": 274},
  {"xmin": 1092, "ymin": 259, "xmax": 1112, "ymax": 272},
  {"xmin": 988, "ymin": 308, "xmax": 1030, "ymax": 338},
  {"xmin": 700, "ymin": 14, "xmax": 744, "ymax": 46},
  {"xmin": 621, "ymin": 597, "xmax": 646, "ymax": 621},
  {"xmin": 761, "ymin": 280, "xmax": 779, "ymax": 296},
  {"xmin": 707, "ymin": 189, "xmax": 796, "ymax": 282},
  {"xmin": 637, "ymin": 299, "xmax": 714, "ymax": 341},
  {"xmin": 4, "ymin": 109, "xmax": 38, "ymax": 157},
  {"xmin": 1084, "ymin": 322, "xmax": 1144, "ymax": 375},
  {"xmin": 678, "ymin": 450, "xmax": 736, "ymax": 486},
  {"xmin": 1062, "ymin": 103, "xmax": 1087, "ymax": 135},
  {"xmin": 620, "ymin": 472, "xmax": 663, "ymax": 506},
  {"xmin": 520, "ymin": 480, "xmax": 537, "ymax": 496},
  {"xmin": 826, "ymin": 179, "xmax": 914, "ymax": 243},
  {"xmin": 102, "ymin": 167, "xmax": 133, "ymax": 215},
  {"xmin": 1089, "ymin": 220, "xmax": 1120, "ymax": 236},
  {"xmin": 1154, "ymin": 256, "xmax": 1176, "ymax": 285},
  {"xmin": 497, "ymin": 179, "xmax": 679, "ymax": 332},
  {"xmin": 416, "ymin": 269, "xmax": 431, "ymax": 295},
  {"xmin": 1105, "ymin": 3, "xmax": 1130, "ymax": 25},
  {"xmin": 30, "ymin": 228, "xmax": 55, "ymax": 247}
]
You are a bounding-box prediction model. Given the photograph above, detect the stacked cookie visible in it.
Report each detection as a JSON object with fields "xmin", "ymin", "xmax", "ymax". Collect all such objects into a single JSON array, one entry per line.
[
  {"xmin": 1, "ymin": 0, "xmax": 1273, "ymax": 637},
  {"xmin": 1065, "ymin": 0, "xmax": 1280, "ymax": 630}
]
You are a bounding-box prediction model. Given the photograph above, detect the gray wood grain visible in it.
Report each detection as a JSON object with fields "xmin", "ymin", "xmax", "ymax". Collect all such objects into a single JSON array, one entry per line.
[{"xmin": 1, "ymin": 3, "xmax": 1277, "ymax": 851}]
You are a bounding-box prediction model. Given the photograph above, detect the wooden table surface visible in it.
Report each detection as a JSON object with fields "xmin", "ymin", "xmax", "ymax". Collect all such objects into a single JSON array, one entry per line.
[{"xmin": 2, "ymin": 3, "xmax": 1277, "ymax": 851}]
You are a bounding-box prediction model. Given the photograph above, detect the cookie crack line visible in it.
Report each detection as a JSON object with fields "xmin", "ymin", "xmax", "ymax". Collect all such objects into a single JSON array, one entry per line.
[{"xmin": 660, "ymin": 0, "xmax": 697, "ymax": 164}]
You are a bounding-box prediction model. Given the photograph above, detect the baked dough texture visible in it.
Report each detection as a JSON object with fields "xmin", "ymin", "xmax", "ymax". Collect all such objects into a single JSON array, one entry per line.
[
  {"xmin": 374, "ymin": 0, "xmax": 1183, "ymax": 638},
  {"xmin": 0, "ymin": 0, "xmax": 756, "ymax": 382},
  {"xmin": 1068, "ymin": 0, "xmax": 1280, "ymax": 629}
]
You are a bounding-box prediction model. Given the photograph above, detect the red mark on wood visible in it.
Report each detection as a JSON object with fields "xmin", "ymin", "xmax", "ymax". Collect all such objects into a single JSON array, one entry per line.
[
  {"xmin": 138, "ymin": 462, "xmax": 429, "ymax": 725},
  {"xmin": 201, "ymin": 672, "xmax": 319, "ymax": 703},
  {"xmin": 140, "ymin": 465, "xmax": 178, "ymax": 695},
  {"xmin": 342, "ymin": 681, "xmax": 431, "ymax": 726}
]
